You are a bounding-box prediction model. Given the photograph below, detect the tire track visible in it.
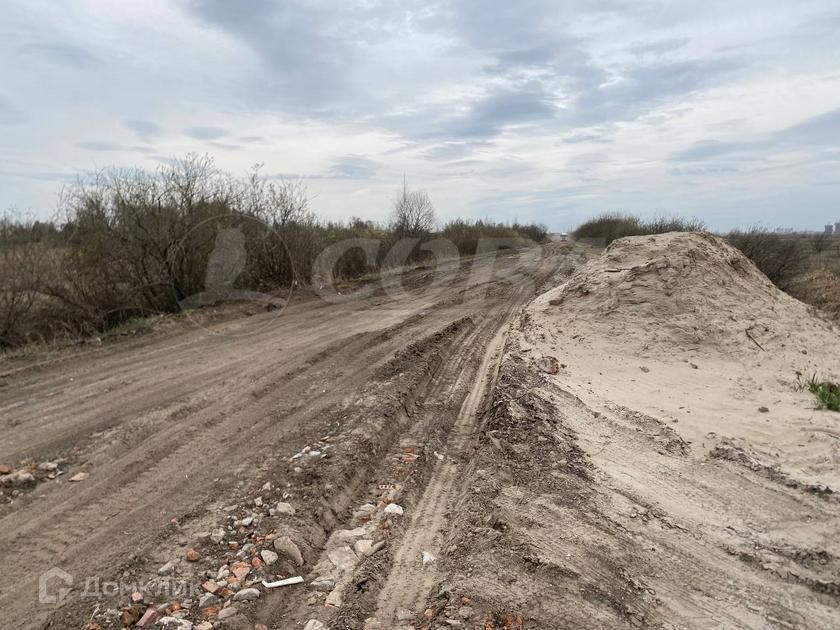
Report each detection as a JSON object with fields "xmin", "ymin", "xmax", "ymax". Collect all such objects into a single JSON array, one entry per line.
[{"xmin": 373, "ymin": 304, "xmax": 515, "ymax": 625}]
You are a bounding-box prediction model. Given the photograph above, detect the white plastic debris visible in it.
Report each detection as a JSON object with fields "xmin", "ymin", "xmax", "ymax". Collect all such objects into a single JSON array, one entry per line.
[
  {"xmin": 384, "ymin": 503, "xmax": 404, "ymax": 515},
  {"xmin": 262, "ymin": 576, "xmax": 304, "ymax": 588}
]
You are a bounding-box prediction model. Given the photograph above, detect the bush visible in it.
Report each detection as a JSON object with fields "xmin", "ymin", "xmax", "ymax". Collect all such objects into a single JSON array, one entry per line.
[
  {"xmin": 572, "ymin": 213, "xmax": 705, "ymax": 245},
  {"xmin": 726, "ymin": 228, "xmax": 807, "ymax": 288},
  {"xmin": 0, "ymin": 214, "xmax": 49, "ymax": 347},
  {"xmin": 441, "ymin": 219, "xmax": 548, "ymax": 256}
]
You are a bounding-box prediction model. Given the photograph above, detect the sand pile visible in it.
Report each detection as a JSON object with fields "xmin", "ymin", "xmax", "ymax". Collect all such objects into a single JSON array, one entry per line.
[{"xmin": 538, "ymin": 231, "xmax": 835, "ymax": 354}]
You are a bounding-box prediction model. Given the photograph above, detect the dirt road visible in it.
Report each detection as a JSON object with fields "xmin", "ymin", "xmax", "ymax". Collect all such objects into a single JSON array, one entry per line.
[{"xmin": 0, "ymin": 243, "xmax": 582, "ymax": 629}]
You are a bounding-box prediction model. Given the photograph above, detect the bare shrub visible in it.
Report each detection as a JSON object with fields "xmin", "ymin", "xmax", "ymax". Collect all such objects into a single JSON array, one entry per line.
[
  {"xmin": 573, "ymin": 213, "xmax": 705, "ymax": 245},
  {"xmin": 726, "ymin": 228, "xmax": 807, "ymax": 288},
  {"xmin": 0, "ymin": 214, "xmax": 49, "ymax": 346}
]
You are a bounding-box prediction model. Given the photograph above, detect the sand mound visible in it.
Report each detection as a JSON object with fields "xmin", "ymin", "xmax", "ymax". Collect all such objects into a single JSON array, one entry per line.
[{"xmin": 538, "ymin": 231, "xmax": 835, "ymax": 353}]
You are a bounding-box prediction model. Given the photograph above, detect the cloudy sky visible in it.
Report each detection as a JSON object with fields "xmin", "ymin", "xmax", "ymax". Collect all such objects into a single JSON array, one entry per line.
[{"xmin": 2, "ymin": 1, "xmax": 839, "ymax": 230}]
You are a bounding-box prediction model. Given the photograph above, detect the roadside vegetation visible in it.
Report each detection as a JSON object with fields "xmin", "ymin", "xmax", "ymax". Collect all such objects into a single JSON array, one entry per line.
[{"xmin": 0, "ymin": 155, "xmax": 547, "ymax": 349}]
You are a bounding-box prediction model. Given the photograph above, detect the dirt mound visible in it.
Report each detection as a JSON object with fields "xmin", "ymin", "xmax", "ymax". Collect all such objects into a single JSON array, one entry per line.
[{"xmin": 538, "ymin": 231, "xmax": 835, "ymax": 353}]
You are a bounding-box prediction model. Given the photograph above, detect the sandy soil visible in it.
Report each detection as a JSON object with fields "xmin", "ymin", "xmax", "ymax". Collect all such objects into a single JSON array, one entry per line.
[{"xmin": 3, "ymin": 232, "xmax": 838, "ymax": 630}]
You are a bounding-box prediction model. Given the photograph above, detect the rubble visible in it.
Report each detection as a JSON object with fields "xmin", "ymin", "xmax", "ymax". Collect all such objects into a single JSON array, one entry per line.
[
  {"xmin": 274, "ymin": 535, "xmax": 304, "ymax": 566},
  {"xmin": 233, "ymin": 587, "xmax": 261, "ymax": 601},
  {"xmin": 270, "ymin": 501, "xmax": 296, "ymax": 516}
]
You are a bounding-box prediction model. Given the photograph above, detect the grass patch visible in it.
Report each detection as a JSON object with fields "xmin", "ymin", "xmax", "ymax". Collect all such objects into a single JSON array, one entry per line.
[{"xmin": 807, "ymin": 375, "xmax": 840, "ymax": 412}]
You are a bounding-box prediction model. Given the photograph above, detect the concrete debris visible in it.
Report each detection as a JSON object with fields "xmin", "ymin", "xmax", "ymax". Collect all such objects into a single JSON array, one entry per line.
[
  {"xmin": 217, "ymin": 606, "xmax": 239, "ymax": 620},
  {"xmin": 353, "ymin": 539, "xmax": 373, "ymax": 556},
  {"xmin": 233, "ymin": 587, "xmax": 261, "ymax": 601},
  {"xmin": 274, "ymin": 536, "xmax": 304, "ymax": 566},
  {"xmin": 270, "ymin": 501, "xmax": 296, "ymax": 516},
  {"xmin": 327, "ymin": 546, "xmax": 358, "ymax": 573},
  {"xmin": 310, "ymin": 577, "xmax": 336, "ymax": 592},
  {"xmin": 303, "ymin": 621, "xmax": 327, "ymax": 630},
  {"xmin": 384, "ymin": 503, "xmax": 404, "ymax": 515},
  {"xmin": 421, "ymin": 551, "xmax": 437, "ymax": 565},
  {"xmin": 260, "ymin": 549, "xmax": 279, "ymax": 565},
  {"xmin": 332, "ymin": 527, "xmax": 367, "ymax": 543},
  {"xmin": 157, "ymin": 561, "xmax": 176, "ymax": 576},
  {"xmin": 68, "ymin": 471, "xmax": 89, "ymax": 482}
]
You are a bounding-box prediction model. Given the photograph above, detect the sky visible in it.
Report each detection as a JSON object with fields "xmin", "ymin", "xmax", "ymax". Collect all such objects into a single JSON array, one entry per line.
[{"xmin": 1, "ymin": 1, "xmax": 840, "ymax": 231}]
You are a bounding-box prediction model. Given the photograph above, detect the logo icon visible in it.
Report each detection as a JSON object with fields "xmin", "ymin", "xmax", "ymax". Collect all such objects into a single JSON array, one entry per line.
[{"xmin": 39, "ymin": 567, "xmax": 73, "ymax": 604}]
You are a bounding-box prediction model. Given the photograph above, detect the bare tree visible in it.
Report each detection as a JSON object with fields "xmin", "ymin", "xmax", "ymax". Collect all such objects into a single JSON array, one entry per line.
[{"xmin": 390, "ymin": 178, "xmax": 435, "ymax": 237}]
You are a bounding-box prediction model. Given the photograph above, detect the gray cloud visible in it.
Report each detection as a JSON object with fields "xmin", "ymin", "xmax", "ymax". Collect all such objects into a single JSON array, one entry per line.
[
  {"xmin": 21, "ymin": 42, "xmax": 97, "ymax": 68},
  {"xmin": 671, "ymin": 140, "xmax": 754, "ymax": 162},
  {"xmin": 671, "ymin": 107, "xmax": 840, "ymax": 163},
  {"xmin": 183, "ymin": 126, "xmax": 229, "ymax": 140},
  {"xmin": 420, "ymin": 142, "xmax": 486, "ymax": 162},
  {"xmin": 208, "ymin": 141, "xmax": 242, "ymax": 152},
  {"xmin": 123, "ymin": 119, "xmax": 163, "ymax": 139},
  {"xmin": 328, "ymin": 156, "xmax": 379, "ymax": 180},
  {"xmin": 776, "ymin": 107, "xmax": 840, "ymax": 145},
  {"xmin": 77, "ymin": 141, "xmax": 153, "ymax": 153}
]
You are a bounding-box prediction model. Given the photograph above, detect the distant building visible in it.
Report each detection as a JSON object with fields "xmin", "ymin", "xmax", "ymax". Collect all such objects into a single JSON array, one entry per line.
[
  {"xmin": 825, "ymin": 224, "xmax": 835, "ymax": 235},
  {"xmin": 835, "ymin": 221, "xmax": 840, "ymax": 234}
]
